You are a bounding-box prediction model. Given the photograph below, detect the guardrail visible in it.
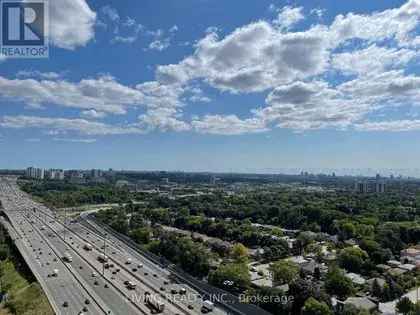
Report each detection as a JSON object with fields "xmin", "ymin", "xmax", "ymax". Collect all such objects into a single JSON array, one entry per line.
[{"xmin": 0, "ymin": 214, "xmax": 62, "ymax": 315}]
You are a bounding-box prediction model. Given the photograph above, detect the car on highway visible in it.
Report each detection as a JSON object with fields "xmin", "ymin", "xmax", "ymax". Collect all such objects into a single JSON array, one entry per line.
[
  {"xmin": 63, "ymin": 253, "xmax": 73, "ymax": 263},
  {"xmin": 126, "ymin": 281, "xmax": 137, "ymax": 290},
  {"xmin": 97, "ymin": 254, "xmax": 109, "ymax": 263},
  {"xmin": 202, "ymin": 300, "xmax": 215, "ymax": 312},
  {"xmin": 83, "ymin": 243, "xmax": 93, "ymax": 251}
]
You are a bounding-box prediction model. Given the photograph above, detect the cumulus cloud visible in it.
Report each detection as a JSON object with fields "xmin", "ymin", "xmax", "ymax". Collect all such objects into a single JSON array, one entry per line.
[
  {"xmin": 0, "ymin": 115, "xmax": 145, "ymax": 136},
  {"xmin": 355, "ymin": 120, "xmax": 420, "ymax": 132},
  {"xmin": 49, "ymin": 0, "xmax": 96, "ymax": 49},
  {"xmin": 138, "ymin": 108, "xmax": 190, "ymax": 132},
  {"xmin": 338, "ymin": 71, "xmax": 420, "ymax": 107},
  {"xmin": 0, "ymin": 75, "xmax": 148, "ymax": 114},
  {"xmin": 157, "ymin": 22, "xmax": 329, "ymax": 93},
  {"xmin": 273, "ymin": 6, "xmax": 304, "ymax": 31},
  {"xmin": 3, "ymin": 0, "xmax": 420, "ymax": 136},
  {"xmin": 328, "ymin": 0, "xmax": 420, "ymax": 47},
  {"xmin": 254, "ymin": 81, "xmax": 368, "ymax": 131},
  {"xmin": 192, "ymin": 115, "xmax": 268, "ymax": 135},
  {"xmin": 332, "ymin": 45, "xmax": 417, "ymax": 76}
]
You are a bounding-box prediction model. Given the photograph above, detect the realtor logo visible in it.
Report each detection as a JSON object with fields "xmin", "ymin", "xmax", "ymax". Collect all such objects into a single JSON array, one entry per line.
[{"xmin": 1, "ymin": 0, "xmax": 49, "ymax": 58}]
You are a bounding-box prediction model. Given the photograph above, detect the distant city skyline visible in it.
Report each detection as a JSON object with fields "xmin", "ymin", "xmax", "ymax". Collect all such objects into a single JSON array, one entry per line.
[{"xmin": 11, "ymin": 165, "xmax": 420, "ymax": 179}]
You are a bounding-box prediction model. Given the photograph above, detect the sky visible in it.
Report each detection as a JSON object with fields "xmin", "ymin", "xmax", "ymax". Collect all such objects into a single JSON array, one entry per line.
[{"xmin": 1, "ymin": 0, "xmax": 420, "ymax": 173}]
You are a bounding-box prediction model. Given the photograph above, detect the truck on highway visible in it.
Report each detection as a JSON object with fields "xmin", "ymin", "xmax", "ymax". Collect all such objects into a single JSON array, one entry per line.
[
  {"xmin": 202, "ymin": 300, "xmax": 215, "ymax": 312},
  {"xmin": 83, "ymin": 243, "xmax": 93, "ymax": 251},
  {"xmin": 97, "ymin": 254, "xmax": 109, "ymax": 263},
  {"xmin": 145, "ymin": 293, "xmax": 165, "ymax": 313}
]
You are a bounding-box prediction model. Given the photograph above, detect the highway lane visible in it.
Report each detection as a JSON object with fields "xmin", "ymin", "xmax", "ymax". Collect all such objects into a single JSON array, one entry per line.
[
  {"xmin": 74, "ymin": 219, "xmax": 228, "ymax": 315},
  {"xmin": 12, "ymin": 183, "xmax": 226, "ymax": 315},
  {"xmin": 22, "ymin": 210, "xmax": 143, "ymax": 315},
  {"xmin": 57, "ymin": 215, "xmax": 226, "ymax": 315},
  {"xmin": 0, "ymin": 178, "xmax": 139, "ymax": 315},
  {"xmin": 0, "ymin": 177, "xmax": 228, "ymax": 315},
  {"xmin": 29, "ymin": 209, "xmax": 196, "ymax": 315},
  {"xmin": 0, "ymin": 210, "xmax": 105, "ymax": 315}
]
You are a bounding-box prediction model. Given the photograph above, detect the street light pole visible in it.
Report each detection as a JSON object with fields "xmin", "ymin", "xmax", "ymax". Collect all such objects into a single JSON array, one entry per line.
[
  {"xmin": 63, "ymin": 208, "xmax": 67, "ymax": 241},
  {"xmin": 102, "ymin": 233, "xmax": 107, "ymax": 277}
]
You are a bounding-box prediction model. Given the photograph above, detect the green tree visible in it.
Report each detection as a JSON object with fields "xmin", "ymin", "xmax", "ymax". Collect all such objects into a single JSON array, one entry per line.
[
  {"xmin": 269, "ymin": 260, "xmax": 299, "ymax": 285},
  {"xmin": 130, "ymin": 227, "xmax": 152, "ymax": 244},
  {"xmin": 208, "ymin": 263, "xmax": 251, "ymax": 293},
  {"xmin": 324, "ymin": 267, "xmax": 354, "ymax": 299},
  {"xmin": 231, "ymin": 243, "xmax": 249, "ymax": 262},
  {"xmin": 302, "ymin": 298, "xmax": 332, "ymax": 315},
  {"xmin": 338, "ymin": 247, "xmax": 368, "ymax": 273},
  {"xmin": 340, "ymin": 222, "xmax": 356, "ymax": 240},
  {"xmin": 397, "ymin": 297, "xmax": 414, "ymax": 315}
]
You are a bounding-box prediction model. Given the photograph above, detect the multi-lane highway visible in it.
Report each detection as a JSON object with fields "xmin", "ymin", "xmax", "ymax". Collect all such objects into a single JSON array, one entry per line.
[{"xmin": 0, "ymin": 177, "xmax": 229, "ymax": 315}]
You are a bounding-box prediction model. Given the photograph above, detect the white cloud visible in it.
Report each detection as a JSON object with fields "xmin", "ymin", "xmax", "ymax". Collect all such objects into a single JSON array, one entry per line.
[
  {"xmin": 169, "ymin": 25, "xmax": 179, "ymax": 33},
  {"xmin": 253, "ymin": 81, "xmax": 367, "ymax": 131},
  {"xmin": 273, "ymin": 6, "xmax": 304, "ymax": 31},
  {"xmin": 138, "ymin": 108, "xmax": 190, "ymax": 132},
  {"xmin": 192, "ymin": 115, "xmax": 268, "ymax": 135},
  {"xmin": 186, "ymin": 87, "xmax": 211, "ymax": 103},
  {"xmin": 355, "ymin": 120, "xmax": 420, "ymax": 132},
  {"xmin": 80, "ymin": 109, "xmax": 107, "ymax": 119},
  {"xmin": 148, "ymin": 38, "xmax": 171, "ymax": 51},
  {"xmin": 53, "ymin": 138, "xmax": 97, "ymax": 143},
  {"xmin": 0, "ymin": 115, "xmax": 145, "ymax": 136},
  {"xmin": 332, "ymin": 45, "xmax": 417, "ymax": 76},
  {"xmin": 0, "ymin": 75, "xmax": 145, "ymax": 114},
  {"xmin": 310, "ymin": 8, "xmax": 325, "ymax": 19},
  {"xmin": 49, "ymin": 0, "xmax": 96, "ymax": 49},
  {"xmin": 100, "ymin": 6, "xmax": 144, "ymax": 44},
  {"xmin": 338, "ymin": 70, "xmax": 420, "ymax": 108},
  {"xmin": 101, "ymin": 5, "xmax": 120, "ymax": 22},
  {"xmin": 157, "ymin": 22, "xmax": 329, "ymax": 93},
  {"xmin": 4, "ymin": 1, "xmax": 420, "ymax": 136},
  {"xmin": 327, "ymin": 0, "xmax": 420, "ymax": 47},
  {"xmin": 16, "ymin": 70, "xmax": 64, "ymax": 80},
  {"xmin": 135, "ymin": 81, "xmax": 185, "ymax": 109}
]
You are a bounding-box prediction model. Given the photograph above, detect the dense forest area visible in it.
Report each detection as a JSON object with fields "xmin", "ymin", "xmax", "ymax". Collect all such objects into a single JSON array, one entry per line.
[
  {"xmin": 19, "ymin": 181, "xmax": 132, "ymax": 208},
  {"xmin": 21, "ymin": 179, "xmax": 420, "ymax": 314}
]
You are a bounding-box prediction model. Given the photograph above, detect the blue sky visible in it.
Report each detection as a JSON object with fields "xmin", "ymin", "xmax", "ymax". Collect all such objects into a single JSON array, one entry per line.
[{"xmin": 1, "ymin": 0, "xmax": 420, "ymax": 173}]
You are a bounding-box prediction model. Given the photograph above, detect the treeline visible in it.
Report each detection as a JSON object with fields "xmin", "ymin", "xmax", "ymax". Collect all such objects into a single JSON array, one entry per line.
[{"xmin": 19, "ymin": 181, "xmax": 131, "ymax": 208}]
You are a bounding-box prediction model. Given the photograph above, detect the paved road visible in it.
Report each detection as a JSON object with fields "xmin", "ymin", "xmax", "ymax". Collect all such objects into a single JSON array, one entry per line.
[
  {"xmin": 0, "ymin": 181, "xmax": 105, "ymax": 315},
  {"xmin": 0, "ymin": 177, "xmax": 227, "ymax": 315}
]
